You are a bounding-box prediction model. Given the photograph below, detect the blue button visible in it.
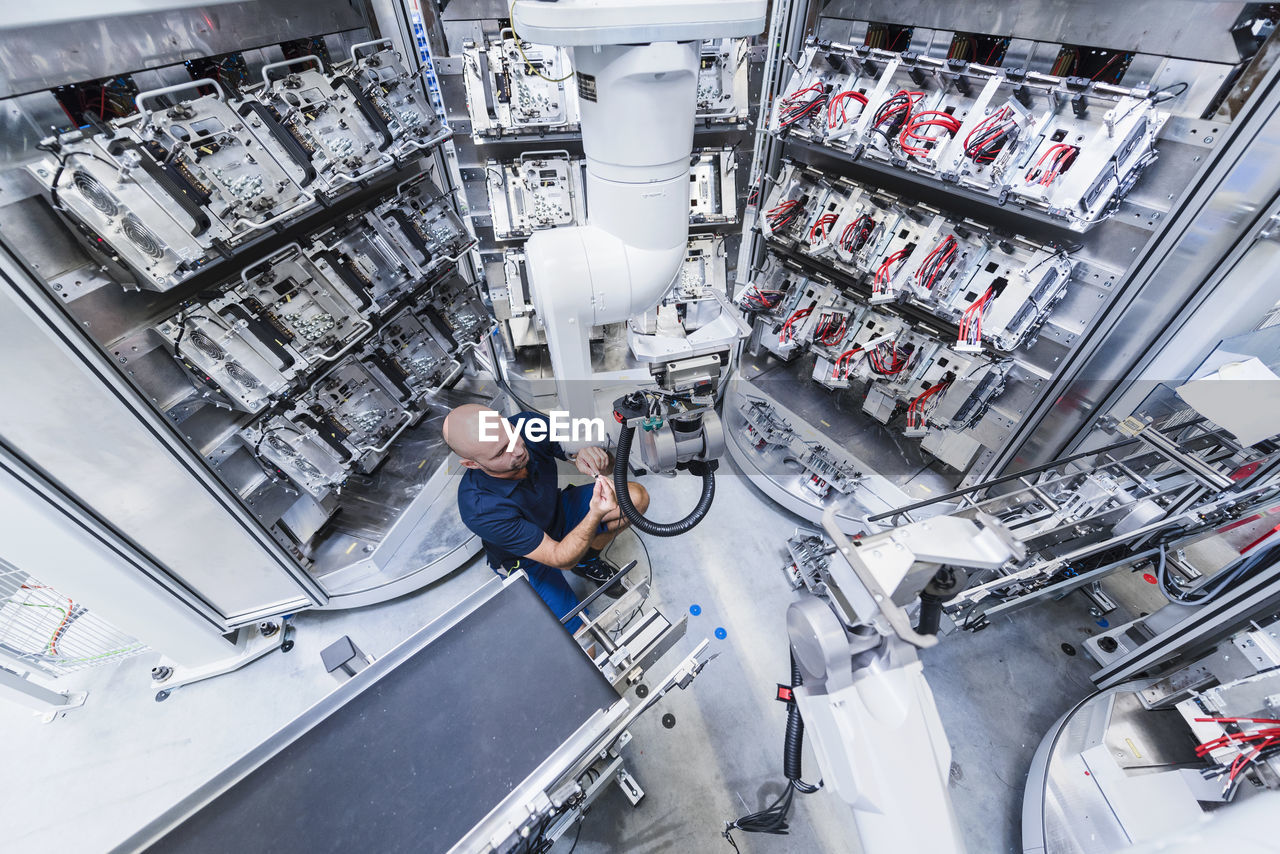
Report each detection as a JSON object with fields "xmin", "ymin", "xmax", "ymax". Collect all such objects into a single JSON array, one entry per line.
[
  {"xmin": 1096, "ymin": 618, "xmax": 1110, "ymax": 628},
  {"xmin": 689, "ymin": 604, "xmax": 702, "ymax": 616},
  {"xmin": 715, "ymin": 627, "xmax": 727, "ymax": 640}
]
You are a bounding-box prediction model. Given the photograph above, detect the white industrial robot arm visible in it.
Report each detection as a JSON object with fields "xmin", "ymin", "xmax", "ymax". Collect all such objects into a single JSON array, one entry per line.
[
  {"xmin": 512, "ymin": 0, "xmax": 765, "ymax": 421},
  {"xmin": 784, "ymin": 509, "xmax": 1026, "ymax": 854}
]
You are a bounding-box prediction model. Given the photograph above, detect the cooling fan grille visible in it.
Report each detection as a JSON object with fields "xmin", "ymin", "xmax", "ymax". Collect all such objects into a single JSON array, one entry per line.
[
  {"xmin": 72, "ymin": 170, "xmax": 119, "ymax": 216},
  {"xmin": 224, "ymin": 361, "xmax": 263, "ymax": 390},
  {"xmin": 121, "ymin": 215, "xmax": 165, "ymax": 259},
  {"xmin": 188, "ymin": 329, "xmax": 227, "ymax": 360}
]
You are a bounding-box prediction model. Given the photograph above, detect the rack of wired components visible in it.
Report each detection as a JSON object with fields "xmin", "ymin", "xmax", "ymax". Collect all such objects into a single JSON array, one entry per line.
[
  {"xmin": 4, "ymin": 28, "xmax": 494, "ymax": 606},
  {"xmin": 726, "ymin": 4, "xmax": 1258, "ymax": 531},
  {"xmin": 438, "ymin": 14, "xmax": 763, "ymax": 389}
]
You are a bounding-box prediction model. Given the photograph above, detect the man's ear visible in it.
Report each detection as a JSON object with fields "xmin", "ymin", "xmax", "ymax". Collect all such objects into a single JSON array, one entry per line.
[{"xmin": 459, "ymin": 458, "xmax": 481, "ymax": 470}]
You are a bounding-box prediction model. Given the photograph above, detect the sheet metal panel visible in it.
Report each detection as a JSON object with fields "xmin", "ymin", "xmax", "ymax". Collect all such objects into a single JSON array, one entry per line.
[
  {"xmin": 0, "ymin": 246, "xmax": 323, "ymax": 622},
  {"xmin": 0, "ymin": 0, "xmax": 365, "ymax": 98},
  {"xmin": 819, "ymin": 0, "xmax": 1249, "ymax": 64}
]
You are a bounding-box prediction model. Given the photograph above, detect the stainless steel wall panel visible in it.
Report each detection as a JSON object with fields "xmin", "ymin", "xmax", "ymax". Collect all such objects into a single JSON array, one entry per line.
[
  {"xmin": 0, "ymin": 250, "xmax": 324, "ymax": 621},
  {"xmin": 819, "ymin": 0, "xmax": 1249, "ymax": 63},
  {"xmin": 0, "ymin": 0, "xmax": 366, "ymax": 98}
]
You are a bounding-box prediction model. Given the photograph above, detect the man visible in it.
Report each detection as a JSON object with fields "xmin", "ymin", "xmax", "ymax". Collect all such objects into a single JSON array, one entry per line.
[{"xmin": 443, "ymin": 404, "xmax": 650, "ymax": 632}]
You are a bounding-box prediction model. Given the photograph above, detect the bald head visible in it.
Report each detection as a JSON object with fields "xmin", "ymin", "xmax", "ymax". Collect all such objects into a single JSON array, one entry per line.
[{"xmin": 443, "ymin": 404, "xmax": 529, "ymax": 476}]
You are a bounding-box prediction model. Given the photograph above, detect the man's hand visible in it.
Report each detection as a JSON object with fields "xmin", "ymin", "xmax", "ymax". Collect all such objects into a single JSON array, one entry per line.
[
  {"xmin": 589, "ymin": 474, "xmax": 618, "ymax": 518},
  {"xmin": 573, "ymin": 446, "xmax": 611, "ymax": 477}
]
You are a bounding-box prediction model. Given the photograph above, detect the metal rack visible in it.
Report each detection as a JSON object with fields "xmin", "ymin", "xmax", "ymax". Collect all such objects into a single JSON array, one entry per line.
[{"xmin": 725, "ymin": 0, "xmax": 1280, "ymax": 532}]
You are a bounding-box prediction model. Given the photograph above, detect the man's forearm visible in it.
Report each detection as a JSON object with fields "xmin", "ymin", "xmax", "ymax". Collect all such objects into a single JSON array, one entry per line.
[{"xmin": 550, "ymin": 511, "xmax": 604, "ymax": 568}]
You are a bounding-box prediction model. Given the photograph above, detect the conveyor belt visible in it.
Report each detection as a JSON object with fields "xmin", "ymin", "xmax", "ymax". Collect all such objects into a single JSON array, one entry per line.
[{"xmin": 127, "ymin": 579, "xmax": 620, "ymax": 854}]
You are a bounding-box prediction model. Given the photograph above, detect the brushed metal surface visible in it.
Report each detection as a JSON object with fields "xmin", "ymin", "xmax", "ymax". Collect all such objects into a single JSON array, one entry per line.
[
  {"xmin": 819, "ymin": 0, "xmax": 1249, "ymax": 64},
  {"xmin": 0, "ymin": 0, "xmax": 365, "ymax": 98},
  {"xmin": 0, "ymin": 253, "xmax": 321, "ymax": 622}
]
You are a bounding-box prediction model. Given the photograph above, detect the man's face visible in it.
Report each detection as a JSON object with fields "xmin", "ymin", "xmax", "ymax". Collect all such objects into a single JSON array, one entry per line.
[{"xmin": 470, "ymin": 418, "xmax": 528, "ymax": 474}]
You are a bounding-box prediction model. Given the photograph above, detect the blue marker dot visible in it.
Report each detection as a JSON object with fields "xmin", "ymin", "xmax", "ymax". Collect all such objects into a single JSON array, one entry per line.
[
  {"xmin": 1096, "ymin": 619, "xmax": 1110, "ymax": 628},
  {"xmin": 689, "ymin": 604, "xmax": 702, "ymax": 616},
  {"xmin": 715, "ymin": 627, "xmax": 727, "ymax": 640}
]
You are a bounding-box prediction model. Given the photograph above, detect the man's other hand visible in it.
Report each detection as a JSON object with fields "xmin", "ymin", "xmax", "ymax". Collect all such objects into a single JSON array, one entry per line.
[
  {"xmin": 589, "ymin": 474, "xmax": 618, "ymax": 517},
  {"xmin": 574, "ymin": 446, "xmax": 610, "ymax": 477}
]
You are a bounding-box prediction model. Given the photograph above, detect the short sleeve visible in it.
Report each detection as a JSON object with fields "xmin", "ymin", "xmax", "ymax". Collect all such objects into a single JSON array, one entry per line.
[{"xmin": 464, "ymin": 498, "xmax": 546, "ymax": 558}]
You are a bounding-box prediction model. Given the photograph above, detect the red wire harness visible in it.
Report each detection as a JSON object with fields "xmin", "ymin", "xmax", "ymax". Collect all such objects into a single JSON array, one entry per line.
[
  {"xmin": 963, "ymin": 106, "xmax": 1019, "ymax": 164},
  {"xmin": 1025, "ymin": 143, "xmax": 1079, "ymax": 186},
  {"xmin": 869, "ymin": 90, "xmax": 924, "ymax": 145},
  {"xmin": 831, "ymin": 346, "xmax": 863, "ymax": 380},
  {"xmin": 838, "ymin": 215, "xmax": 876, "ymax": 253},
  {"xmin": 812, "ymin": 312, "xmax": 848, "ymax": 346},
  {"xmin": 958, "ymin": 285, "xmax": 995, "ymax": 347},
  {"xmin": 766, "ymin": 199, "xmax": 803, "ymax": 232},
  {"xmin": 779, "ymin": 306, "xmax": 813, "ymax": 343},
  {"xmin": 778, "ymin": 83, "xmax": 829, "ymax": 129},
  {"xmin": 827, "ymin": 90, "xmax": 869, "ymax": 130},
  {"xmin": 808, "ymin": 212, "xmax": 839, "ymax": 245},
  {"xmin": 873, "ymin": 248, "xmax": 912, "ymax": 297},
  {"xmin": 907, "ymin": 381, "xmax": 951, "ymax": 430},
  {"xmin": 898, "ymin": 110, "xmax": 963, "ymax": 158},
  {"xmin": 1193, "ymin": 717, "xmax": 1280, "ymax": 786},
  {"xmin": 738, "ymin": 285, "xmax": 785, "ymax": 312},
  {"xmin": 914, "ymin": 236, "xmax": 958, "ymax": 291},
  {"xmin": 868, "ymin": 341, "xmax": 909, "ymax": 375},
  {"xmin": 781, "ymin": 83, "xmax": 824, "ymax": 104}
]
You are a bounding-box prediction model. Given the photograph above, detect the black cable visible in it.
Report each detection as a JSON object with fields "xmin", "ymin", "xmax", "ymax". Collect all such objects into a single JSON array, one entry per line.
[
  {"xmin": 171, "ymin": 313, "xmax": 213, "ymax": 359},
  {"xmin": 1157, "ymin": 541, "xmax": 1280, "ymax": 605},
  {"xmin": 602, "ymin": 529, "xmax": 652, "ymax": 638},
  {"xmin": 42, "ymin": 149, "xmax": 121, "ymax": 213},
  {"xmin": 613, "ymin": 423, "xmax": 716, "ymax": 537},
  {"xmin": 564, "ymin": 819, "xmax": 583, "ymax": 854},
  {"xmin": 723, "ymin": 653, "xmax": 821, "ymax": 848},
  {"xmin": 1151, "ymin": 81, "xmax": 1189, "ymax": 103}
]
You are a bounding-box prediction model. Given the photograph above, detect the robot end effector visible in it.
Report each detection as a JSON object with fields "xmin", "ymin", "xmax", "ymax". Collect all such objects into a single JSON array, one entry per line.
[{"xmin": 611, "ymin": 353, "xmax": 726, "ymax": 538}]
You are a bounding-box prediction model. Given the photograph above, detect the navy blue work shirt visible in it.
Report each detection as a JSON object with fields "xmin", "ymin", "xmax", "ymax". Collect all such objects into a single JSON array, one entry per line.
[{"xmin": 457, "ymin": 411, "xmax": 568, "ymax": 567}]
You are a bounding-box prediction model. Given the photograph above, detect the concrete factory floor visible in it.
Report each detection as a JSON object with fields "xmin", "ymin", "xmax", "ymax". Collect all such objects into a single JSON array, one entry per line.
[{"xmin": 1, "ymin": 458, "xmax": 1102, "ymax": 853}]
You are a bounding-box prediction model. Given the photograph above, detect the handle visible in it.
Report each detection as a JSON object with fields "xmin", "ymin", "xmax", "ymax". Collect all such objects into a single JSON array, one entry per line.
[
  {"xmin": 394, "ymin": 172, "xmax": 432, "ymax": 197},
  {"xmin": 351, "ymin": 38, "xmax": 394, "ymax": 63},
  {"xmin": 358, "ymin": 411, "xmax": 413, "ymax": 453},
  {"xmin": 518, "ymin": 148, "xmax": 571, "ymax": 164},
  {"xmin": 433, "ymin": 358, "xmax": 464, "ymax": 390},
  {"xmin": 314, "ymin": 318, "xmax": 374, "ymax": 363},
  {"xmin": 242, "ymin": 242, "xmax": 304, "ymax": 288},
  {"xmin": 444, "ymin": 237, "xmax": 479, "ymax": 265},
  {"xmin": 390, "ymin": 126, "xmax": 452, "ymax": 159},
  {"xmin": 261, "ymin": 55, "xmax": 324, "ymax": 87},
  {"xmin": 228, "ymin": 192, "xmax": 315, "ymax": 236},
  {"xmin": 136, "ymin": 79, "xmax": 226, "ymax": 116}
]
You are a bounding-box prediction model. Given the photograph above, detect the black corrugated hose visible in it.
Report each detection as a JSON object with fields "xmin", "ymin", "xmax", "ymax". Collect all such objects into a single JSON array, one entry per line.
[
  {"xmin": 722, "ymin": 653, "xmax": 822, "ymax": 851},
  {"xmin": 613, "ymin": 424, "xmax": 716, "ymax": 537}
]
